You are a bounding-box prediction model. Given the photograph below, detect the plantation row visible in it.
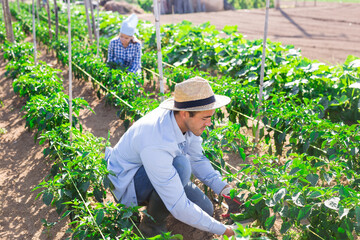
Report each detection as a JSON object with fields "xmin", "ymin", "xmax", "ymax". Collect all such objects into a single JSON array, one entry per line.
[
  {"xmin": 0, "ymin": 19, "xmax": 163, "ymax": 240},
  {"xmin": 2, "ymin": 2, "xmax": 360, "ymax": 239}
]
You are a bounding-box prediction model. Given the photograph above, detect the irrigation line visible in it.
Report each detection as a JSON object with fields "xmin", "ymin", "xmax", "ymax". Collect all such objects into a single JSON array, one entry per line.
[{"xmin": 55, "ymin": 152, "xmax": 107, "ymax": 240}]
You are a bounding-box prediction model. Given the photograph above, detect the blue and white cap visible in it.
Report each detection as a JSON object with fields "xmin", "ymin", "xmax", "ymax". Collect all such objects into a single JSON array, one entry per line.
[{"xmin": 120, "ymin": 14, "xmax": 138, "ymax": 36}]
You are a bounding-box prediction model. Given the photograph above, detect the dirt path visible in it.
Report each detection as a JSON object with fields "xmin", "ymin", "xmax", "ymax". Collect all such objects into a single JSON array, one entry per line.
[{"xmin": 139, "ymin": 1, "xmax": 360, "ymax": 65}]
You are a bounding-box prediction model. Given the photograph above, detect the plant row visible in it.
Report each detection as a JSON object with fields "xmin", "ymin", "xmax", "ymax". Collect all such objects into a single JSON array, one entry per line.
[{"xmin": 0, "ymin": 37, "xmax": 185, "ymax": 239}]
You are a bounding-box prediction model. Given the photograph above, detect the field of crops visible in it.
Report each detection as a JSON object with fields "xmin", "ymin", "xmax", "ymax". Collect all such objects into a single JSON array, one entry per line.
[{"xmin": 1, "ymin": 1, "xmax": 360, "ymax": 239}]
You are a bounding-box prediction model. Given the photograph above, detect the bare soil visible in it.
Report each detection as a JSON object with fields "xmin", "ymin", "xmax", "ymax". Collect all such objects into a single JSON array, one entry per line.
[
  {"xmin": 139, "ymin": 1, "xmax": 360, "ymax": 65},
  {"xmin": 1, "ymin": 2, "xmax": 359, "ymax": 239}
]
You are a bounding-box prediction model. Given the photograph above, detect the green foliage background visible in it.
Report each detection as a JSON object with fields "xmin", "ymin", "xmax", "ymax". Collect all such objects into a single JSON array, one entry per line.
[{"xmin": 228, "ymin": 0, "xmax": 275, "ymax": 9}]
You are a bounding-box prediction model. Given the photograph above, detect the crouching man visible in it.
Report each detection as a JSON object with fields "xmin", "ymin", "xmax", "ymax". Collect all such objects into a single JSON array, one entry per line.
[{"xmin": 106, "ymin": 77, "xmax": 235, "ymax": 238}]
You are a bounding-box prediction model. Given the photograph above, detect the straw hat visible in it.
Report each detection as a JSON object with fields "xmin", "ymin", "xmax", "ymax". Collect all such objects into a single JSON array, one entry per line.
[{"xmin": 160, "ymin": 77, "xmax": 231, "ymax": 111}]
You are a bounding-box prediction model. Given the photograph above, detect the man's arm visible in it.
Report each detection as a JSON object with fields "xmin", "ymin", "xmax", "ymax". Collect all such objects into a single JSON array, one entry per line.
[{"xmin": 140, "ymin": 147, "xmax": 227, "ymax": 235}]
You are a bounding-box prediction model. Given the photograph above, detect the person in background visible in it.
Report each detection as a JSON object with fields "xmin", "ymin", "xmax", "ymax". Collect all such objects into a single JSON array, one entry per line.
[
  {"xmin": 107, "ymin": 14, "xmax": 141, "ymax": 74},
  {"xmin": 106, "ymin": 77, "xmax": 240, "ymax": 238}
]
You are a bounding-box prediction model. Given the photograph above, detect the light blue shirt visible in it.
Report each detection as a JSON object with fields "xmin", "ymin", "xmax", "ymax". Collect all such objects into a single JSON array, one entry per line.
[{"xmin": 106, "ymin": 107, "xmax": 227, "ymax": 235}]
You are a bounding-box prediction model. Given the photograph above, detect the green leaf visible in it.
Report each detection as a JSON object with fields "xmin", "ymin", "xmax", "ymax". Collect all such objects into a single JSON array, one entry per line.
[
  {"xmin": 339, "ymin": 185, "xmax": 351, "ymax": 198},
  {"xmin": 289, "ymin": 167, "xmax": 300, "ymax": 175},
  {"xmin": 339, "ymin": 95, "xmax": 349, "ymax": 104},
  {"xmin": 279, "ymin": 205, "xmax": 288, "ymax": 218},
  {"xmin": 278, "ymin": 132, "xmax": 286, "ymax": 143},
  {"xmin": 280, "ymin": 221, "xmax": 291, "ymax": 234},
  {"xmin": 45, "ymin": 112, "xmax": 54, "ymax": 120},
  {"xmin": 96, "ymin": 209, "xmax": 104, "ymax": 225},
  {"xmin": 303, "ymin": 140, "xmax": 310, "ymax": 153},
  {"xmin": 309, "ymin": 131, "xmax": 319, "ymax": 143},
  {"xmin": 103, "ymin": 176, "xmax": 111, "ymax": 189},
  {"xmin": 308, "ymin": 191, "xmax": 322, "ymax": 199},
  {"xmin": 292, "ymin": 192, "xmax": 305, "ymax": 207},
  {"xmin": 355, "ymin": 206, "xmax": 360, "ymax": 227},
  {"xmin": 274, "ymin": 188, "xmax": 287, "ymax": 203},
  {"xmin": 297, "ymin": 205, "xmax": 312, "ymax": 221},
  {"xmin": 43, "ymin": 192, "xmax": 53, "ymax": 206},
  {"xmin": 50, "ymin": 164, "xmax": 59, "ymax": 177},
  {"xmin": 238, "ymin": 147, "xmax": 246, "ymax": 161},
  {"xmin": 79, "ymin": 181, "xmax": 90, "ymax": 193},
  {"xmin": 55, "ymin": 199, "xmax": 65, "ymax": 215},
  {"xmin": 222, "ymin": 25, "xmax": 237, "ymax": 35},
  {"xmin": 251, "ymin": 194, "xmax": 264, "ymax": 204},
  {"xmin": 306, "ymin": 174, "xmax": 319, "ymax": 186},
  {"xmin": 323, "ymin": 172, "xmax": 333, "ymax": 184},
  {"xmin": 265, "ymin": 215, "xmax": 276, "ymax": 230},
  {"xmin": 314, "ymin": 161, "xmax": 326, "ymax": 168},
  {"xmin": 93, "ymin": 187, "xmax": 103, "ymax": 203}
]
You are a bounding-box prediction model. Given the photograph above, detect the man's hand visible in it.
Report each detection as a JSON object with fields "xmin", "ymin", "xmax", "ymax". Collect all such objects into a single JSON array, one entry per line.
[{"xmin": 223, "ymin": 227, "xmax": 235, "ymax": 237}]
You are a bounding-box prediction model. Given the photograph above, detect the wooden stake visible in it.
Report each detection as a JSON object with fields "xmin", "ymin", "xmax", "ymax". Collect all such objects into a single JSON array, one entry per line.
[
  {"xmin": 96, "ymin": 0, "xmax": 99, "ymax": 56},
  {"xmin": 153, "ymin": 0, "xmax": 165, "ymax": 102},
  {"xmin": 46, "ymin": 0, "xmax": 52, "ymax": 40},
  {"xmin": 84, "ymin": 0, "xmax": 93, "ymax": 44},
  {"xmin": 53, "ymin": 0, "xmax": 58, "ymax": 39},
  {"xmin": 1, "ymin": 0, "xmax": 15, "ymax": 43},
  {"xmin": 32, "ymin": 0, "xmax": 37, "ymax": 64},
  {"xmin": 67, "ymin": 0, "xmax": 73, "ymax": 141},
  {"xmin": 255, "ymin": 0, "xmax": 270, "ymax": 143}
]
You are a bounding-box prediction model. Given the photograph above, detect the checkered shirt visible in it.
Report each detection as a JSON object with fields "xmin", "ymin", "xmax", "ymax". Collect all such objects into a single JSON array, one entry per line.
[{"xmin": 107, "ymin": 37, "xmax": 142, "ymax": 73}]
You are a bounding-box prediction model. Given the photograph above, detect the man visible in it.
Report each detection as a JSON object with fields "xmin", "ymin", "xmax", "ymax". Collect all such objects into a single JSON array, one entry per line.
[{"xmin": 106, "ymin": 77, "xmax": 235, "ymax": 237}]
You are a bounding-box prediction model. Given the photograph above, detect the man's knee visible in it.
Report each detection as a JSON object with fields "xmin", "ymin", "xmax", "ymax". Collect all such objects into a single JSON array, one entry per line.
[{"xmin": 173, "ymin": 155, "xmax": 191, "ymax": 186}]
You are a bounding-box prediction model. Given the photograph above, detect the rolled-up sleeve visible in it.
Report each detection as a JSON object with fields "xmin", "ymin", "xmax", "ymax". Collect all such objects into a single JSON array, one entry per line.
[{"xmin": 140, "ymin": 147, "xmax": 226, "ymax": 235}]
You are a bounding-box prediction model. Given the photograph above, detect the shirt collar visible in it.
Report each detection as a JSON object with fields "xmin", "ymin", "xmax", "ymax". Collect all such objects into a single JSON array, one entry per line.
[{"xmin": 170, "ymin": 111, "xmax": 186, "ymax": 144}]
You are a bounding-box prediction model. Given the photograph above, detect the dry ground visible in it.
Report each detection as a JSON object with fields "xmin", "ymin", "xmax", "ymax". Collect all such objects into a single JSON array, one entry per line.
[
  {"xmin": 139, "ymin": 1, "xmax": 360, "ymax": 65},
  {"xmin": 1, "ymin": 2, "xmax": 360, "ymax": 239}
]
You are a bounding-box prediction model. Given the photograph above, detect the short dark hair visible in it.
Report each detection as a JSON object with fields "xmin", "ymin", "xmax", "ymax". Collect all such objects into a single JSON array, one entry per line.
[{"xmin": 173, "ymin": 110, "xmax": 199, "ymax": 117}]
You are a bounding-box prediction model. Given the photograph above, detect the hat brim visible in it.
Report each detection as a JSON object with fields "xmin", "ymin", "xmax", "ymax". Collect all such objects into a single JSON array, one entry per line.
[{"xmin": 159, "ymin": 94, "xmax": 231, "ymax": 111}]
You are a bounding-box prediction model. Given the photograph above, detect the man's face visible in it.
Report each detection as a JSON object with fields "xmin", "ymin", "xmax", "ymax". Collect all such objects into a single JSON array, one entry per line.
[
  {"xmin": 120, "ymin": 33, "xmax": 132, "ymax": 46},
  {"xmin": 184, "ymin": 110, "xmax": 215, "ymax": 136}
]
